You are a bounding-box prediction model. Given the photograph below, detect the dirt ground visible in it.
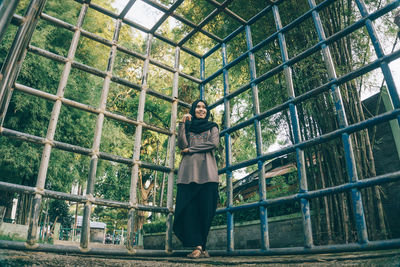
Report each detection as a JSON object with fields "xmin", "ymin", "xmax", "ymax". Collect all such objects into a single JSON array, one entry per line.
[{"xmin": 0, "ymin": 248, "xmax": 399, "ymax": 266}]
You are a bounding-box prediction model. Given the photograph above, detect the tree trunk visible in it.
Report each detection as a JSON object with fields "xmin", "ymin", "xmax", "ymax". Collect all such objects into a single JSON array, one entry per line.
[
  {"xmin": 45, "ymin": 215, "xmax": 58, "ymax": 242},
  {"xmin": 0, "ymin": 191, "xmax": 14, "ymax": 222},
  {"xmin": 134, "ymin": 170, "xmax": 154, "ymax": 232},
  {"xmin": 317, "ymin": 151, "xmax": 333, "ymax": 244}
]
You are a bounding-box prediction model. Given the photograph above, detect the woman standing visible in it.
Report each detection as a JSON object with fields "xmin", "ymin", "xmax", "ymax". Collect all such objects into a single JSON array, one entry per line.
[{"xmin": 173, "ymin": 99, "xmax": 219, "ymax": 258}]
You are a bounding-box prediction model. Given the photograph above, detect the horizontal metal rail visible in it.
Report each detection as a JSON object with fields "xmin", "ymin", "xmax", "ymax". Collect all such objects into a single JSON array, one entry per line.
[
  {"xmin": 217, "ymin": 108, "xmax": 400, "ymax": 175},
  {"xmin": 73, "ymin": 0, "xmax": 203, "ymax": 58},
  {"xmin": 215, "ymin": 171, "xmax": 400, "ymax": 214},
  {"xmin": 1, "ymin": 238, "xmax": 399, "ymax": 256},
  {"xmin": 10, "ymin": 14, "xmax": 24, "ymax": 27},
  {"xmin": 27, "ymin": 45, "xmax": 191, "ymax": 108},
  {"xmin": 205, "ymin": 0, "xmax": 399, "ymax": 97},
  {"xmin": 142, "ymin": 0, "xmax": 223, "ymax": 43},
  {"xmin": 204, "ymin": 0, "xmax": 247, "ymax": 25},
  {"xmin": 148, "ymin": 0, "xmax": 184, "ymax": 34},
  {"xmin": 210, "ymin": 239, "xmax": 400, "ymax": 255},
  {"xmin": 203, "ymin": 0, "xmax": 339, "ymax": 59},
  {"xmin": 217, "ymin": 47, "xmax": 400, "ymax": 136},
  {"xmin": 36, "ymin": 12, "xmax": 201, "ymax": 84},
  {"xmin": 13, "ymin": 83, "xmax": 173, "ymax": 136},
  {"xmin": 178, "ymin": 0, "xmax": 234, "ymax": 47},
  {"xmin": 0, "ymin": 181, "xmax": 170, "ymax": 212},
  {"xmin": 0, "ymin": 127, "xmax": 176, "ymax": 174},
  {"xmin": 202, "ymin": 0, "xmax": 286, "ymax": 58}
]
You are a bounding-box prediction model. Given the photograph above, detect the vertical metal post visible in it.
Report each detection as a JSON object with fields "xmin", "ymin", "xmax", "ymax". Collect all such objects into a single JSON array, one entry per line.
[
  {"xmin": 272, "ymin": 5, "xmax": 313, "ymax": 248},
  {"xmin": 127, "ymin": 33, "xmax": 153, "ymax": 250},
  {"xmin": 200, "ymin": 57, "xmax": 205, "ymax": 100},
  {"xmin": 0, "ymin": 0, "xmax": 47, "ymax": 127},
  {"xmin": 165, "ymin": 46, "xmax": 180, "ymax": 252},
  {"xmin": 245, "ymin": 25, "xmax": 269, "ymax": 250},
  {"xmin": 221, "ymin": 43, "xmax": 234, "ymax": 252},
  {"xmin": 80, "ymin": 19, "xmax": 121, "ymax": 250},
  {"xmin": 0, "ymin": 0, "xmax": 20, "ymax": 42},
  {"xmin": 26, "ymin": 2, "xmax": 87, "ymax": 246},
  {"xmin": 308, "ymin": 0, "xmax": 368, "ymax": 244},
  {"xmin": 354, "ymin": 0, "xmax": 400, "ymax": 124}
]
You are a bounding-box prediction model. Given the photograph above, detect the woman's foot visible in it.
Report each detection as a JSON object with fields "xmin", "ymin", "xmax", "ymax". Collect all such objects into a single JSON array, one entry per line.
[
  {"xmin": 187, "ymin": 246, "xmax": 203, "ymax": 258},
  {"xmin": 201, "ymin": 250, "xmax": 210, "ymax": 258}
]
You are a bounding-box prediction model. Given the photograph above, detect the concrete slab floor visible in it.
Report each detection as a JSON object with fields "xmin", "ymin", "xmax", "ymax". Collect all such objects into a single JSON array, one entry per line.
[{"xmin": 0, "ymin": 248, "xmax": 399, "ymax": 266}]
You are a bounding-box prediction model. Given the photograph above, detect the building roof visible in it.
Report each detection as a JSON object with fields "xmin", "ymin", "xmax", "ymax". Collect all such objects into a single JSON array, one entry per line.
[
  {"xmin": 76, "ymin": 216, "xmax": 106, "ymax": 229},
  {"xmin": 230, "ymin": 156, "xmax": 296, "ymax": 191}
]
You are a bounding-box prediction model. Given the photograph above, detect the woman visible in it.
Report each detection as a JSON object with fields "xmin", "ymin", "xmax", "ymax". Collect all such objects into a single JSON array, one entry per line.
[{"xmin": 173, "ymin": 99, "xmax": 219, "ymax": 258}]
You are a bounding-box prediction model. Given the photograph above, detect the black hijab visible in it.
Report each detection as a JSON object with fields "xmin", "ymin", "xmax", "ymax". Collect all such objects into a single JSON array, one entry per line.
[{"xmin": 185, "ymin": 100, "xmax": 218, "ymax": 135}]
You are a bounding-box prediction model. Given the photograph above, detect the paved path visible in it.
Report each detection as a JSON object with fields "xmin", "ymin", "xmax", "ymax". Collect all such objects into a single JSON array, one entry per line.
[{"xmin": 1, "ymin": 248, "xmax": 399, "ymax": 266}]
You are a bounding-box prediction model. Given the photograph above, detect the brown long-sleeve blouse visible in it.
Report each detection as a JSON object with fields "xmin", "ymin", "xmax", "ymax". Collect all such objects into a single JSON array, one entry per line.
[{"xmin": 176, "ymin": 122, "xmax": 219, "ymax": 184}]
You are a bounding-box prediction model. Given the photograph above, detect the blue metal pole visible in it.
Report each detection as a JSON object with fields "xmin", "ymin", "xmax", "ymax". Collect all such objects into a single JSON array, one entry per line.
[
  {"xmin": 308, "ymin": 0, "xmax": 369, "ymax": 244},
  {"xmin": 221, "ymin": 42, "xmax": 234, "ymax": 252},
  {"xmin": 245, "ymin": 25, "xmax": 269, "ymax": 250},
  {"xmin": 354, "ymin": 0, "xmax": 400, "ymax": 125},
  {"xmin": 272, "ymin": 4, "xmax": 313, "ymax": 248}
]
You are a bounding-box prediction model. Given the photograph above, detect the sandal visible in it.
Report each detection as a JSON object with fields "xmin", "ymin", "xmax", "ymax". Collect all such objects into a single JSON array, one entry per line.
[{"xmin": 187, "ymin": 247, "xmax": 203, "ymax": 259}]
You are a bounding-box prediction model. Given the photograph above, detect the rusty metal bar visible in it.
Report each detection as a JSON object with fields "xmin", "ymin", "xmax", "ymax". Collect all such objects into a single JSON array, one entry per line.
[
  {"xmin": 149, "ymin": 0, "xmax": 184, "ymax": 33},
  {"xmin": 165, "ymin": 46, "xmax": 180, "ymax": 252},
  {"xmin": 204, "ymin": 0, "xmax": 247, "ymax": 24},
  {"xmin": 141, "ymin": 0, "xmax": 223, "ymax": 43},
  {"xmin": 27, "ymin": 43, "xmax": 197, "ymax": 102},
  {"xmin": 118, "ymin": 0, "xmax": 136, "ymax": 19},
  {"xmin": 80, "ymin": 18, "xmax": 121, "ymax": 250},
  {"xmin": 0, "ymin": 0, "xmax": 20, "ymax": 42},
  {"xmin": 127, "ymin": 33, "xmax": 153, "ymax": 250},
  {"xmin": 0, "ymin": 0, "xmax": 46, "ymax": 127},
  {"xmin": 178, "ymin": 0, "xmax": 234, "ymax": 47},
  {"xmin": 38, "ymin": 12, "xmax": 201, "ymax": 83},
  {"xmin": 0, "ymin": 181, "xmax": 170, "ymax": 212},
  {"xmin": 26, "ymin": 1, "xmax": 86, "ymax": 246},
  {"xmin": 0, "ymin": 126, "xmax": 175, "ymax": 173},
  {"xmin": 221, "ymin": 42, "xmax": 234, "ymax": 252},
  {"xmin": 11, "ymin": 14, "xmax": 24, "ymax": 27},
  {"xmin": 74, "ymin": 0, "xmax": 202, "ymax": 58}
]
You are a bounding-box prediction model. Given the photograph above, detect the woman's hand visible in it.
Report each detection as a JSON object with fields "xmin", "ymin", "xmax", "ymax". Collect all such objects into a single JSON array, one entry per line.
[
  {"xmin": 181, "ymin": 148, "xmax": 189, "ymax": 155},
  {"xmin": 182, "ymin": 114, "xmax": 192, "ymax": 123}
]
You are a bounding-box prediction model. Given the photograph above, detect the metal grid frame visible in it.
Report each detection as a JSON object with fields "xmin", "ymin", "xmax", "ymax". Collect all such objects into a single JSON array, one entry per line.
[{"xmin": 0, "ymin": 0, "xmax": 399, "ymax": 257}]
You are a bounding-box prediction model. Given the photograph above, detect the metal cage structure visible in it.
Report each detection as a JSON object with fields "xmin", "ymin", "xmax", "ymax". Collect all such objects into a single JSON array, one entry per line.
[{"xmin": 0, "ymin": 0, "xmax": 400, "ymax": 257}]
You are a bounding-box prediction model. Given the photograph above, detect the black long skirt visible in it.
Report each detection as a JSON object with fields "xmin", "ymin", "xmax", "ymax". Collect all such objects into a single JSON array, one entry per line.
[{"xmin": 173, "ymin": 182, "xmax": 219, "ymax": 250}]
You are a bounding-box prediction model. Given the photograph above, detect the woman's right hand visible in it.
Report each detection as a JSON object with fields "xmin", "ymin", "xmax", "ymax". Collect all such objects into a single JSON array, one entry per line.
[
  {"xmin": 181, "ymin": 148, "xmax": 189, "ymax": 155},
  {"xmin": 182, "ymin": 113, "xmax": 192, "ymax": 123}
]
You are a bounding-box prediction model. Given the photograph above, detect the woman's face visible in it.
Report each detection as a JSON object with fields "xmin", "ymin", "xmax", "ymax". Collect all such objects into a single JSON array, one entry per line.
[{"xmin": 195, "ymin": 101, "xmax": 207, "ymax": 119}]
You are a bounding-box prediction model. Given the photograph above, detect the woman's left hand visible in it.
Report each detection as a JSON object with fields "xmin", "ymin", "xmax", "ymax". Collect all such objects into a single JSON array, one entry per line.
[{"xmin": 181, "ymin": 148, "xmax": 189, "ymax": 155}]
